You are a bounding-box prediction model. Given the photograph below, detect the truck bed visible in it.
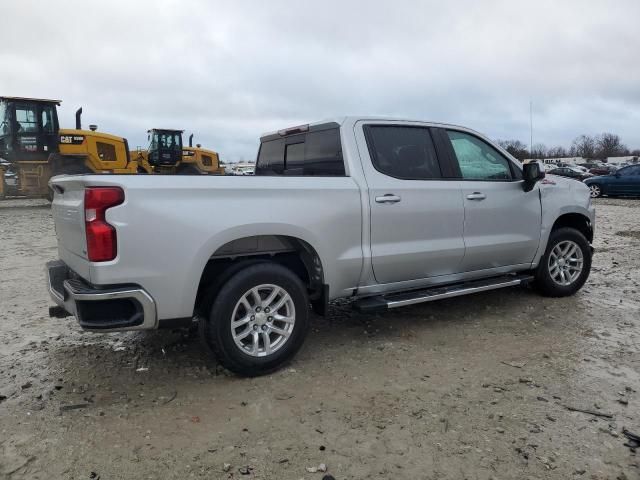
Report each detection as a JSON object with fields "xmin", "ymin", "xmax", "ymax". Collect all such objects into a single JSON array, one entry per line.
[{"xmin": 50, "ymin": 174, "xmax": 363, "ymax": 319}]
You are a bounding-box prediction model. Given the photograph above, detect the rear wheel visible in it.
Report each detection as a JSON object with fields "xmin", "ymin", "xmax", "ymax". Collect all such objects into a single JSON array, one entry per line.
[
  {"xmin": 200, "ymin": 262, "xmax": 310, "ymax": 376},
  {"xmin": 588, "ymin": 184, "xmax": 602, "ymax": 198},
  {"xmin": 534, "ymin": 227, "xmax": 591, "ymax": 297}
]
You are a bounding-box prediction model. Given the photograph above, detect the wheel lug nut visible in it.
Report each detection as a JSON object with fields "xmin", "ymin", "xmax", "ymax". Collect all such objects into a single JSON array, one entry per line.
[
  {"xmin": 255, "ymin": 307, "xmax": 261, "ymax": 312},
  {"xmin": 268, "ymin": 316, "xmax": 273, "ymax": 322},
  {"xmin": 262, "ymin": 325, "xmax": 267, "ymax": 331},
  {"xmin": 250, "ymin": 315, "xmax": 255, "ymax": 321},
  {"xmin": 253, "ymin": 325, "xmax": 258, "ymax": 331},
  {"xmin": 264, "ymin": 307, "xmax": 270, "ymax": 313}
]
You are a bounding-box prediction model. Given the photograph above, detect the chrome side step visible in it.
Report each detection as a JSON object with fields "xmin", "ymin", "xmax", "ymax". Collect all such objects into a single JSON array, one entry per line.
[{"xmin": 353, "ymin": 274, "xmax": 534, "ymax": 313}]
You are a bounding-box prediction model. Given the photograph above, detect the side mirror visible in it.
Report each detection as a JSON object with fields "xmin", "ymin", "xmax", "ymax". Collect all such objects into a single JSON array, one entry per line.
[{"xmin": 523, "ymin": 161, "xmax": 545, "ymax": 192}]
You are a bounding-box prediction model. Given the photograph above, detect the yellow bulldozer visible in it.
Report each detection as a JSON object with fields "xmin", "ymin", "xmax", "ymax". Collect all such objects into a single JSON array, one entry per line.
[
  {"xmin": 0, "ymin": 96, "xmax": 137, "ymax": 199},
  {"xmin": 131, "ymin": 129, "xmax": 225, "ymax": 175}
]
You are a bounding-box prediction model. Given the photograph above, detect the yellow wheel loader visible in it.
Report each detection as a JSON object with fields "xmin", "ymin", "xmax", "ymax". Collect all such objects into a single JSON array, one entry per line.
[
  {"xmin": 182, "ymin": 134, "xmax": 225, "ymax": 175},
  {"xmin": 131, "ymin": 129, "xmax": 224, "ymax": 175},
  {"xmin": 0, "ymin": 97, "xmax": 136, "ymax": 198}
]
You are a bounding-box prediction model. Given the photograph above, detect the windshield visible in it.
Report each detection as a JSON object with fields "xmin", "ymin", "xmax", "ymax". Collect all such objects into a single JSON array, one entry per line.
[
  {"xmin": 158, "ymin": 132, "xmax": 182, "ymax": 150},
  {"xmin": 14, "ymin": 103, "xmax": 38, "ymax": 133}
]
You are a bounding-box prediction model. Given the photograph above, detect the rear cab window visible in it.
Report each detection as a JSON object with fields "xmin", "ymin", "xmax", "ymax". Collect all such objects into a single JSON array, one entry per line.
[{"xmin": 255, "ymin": 123, "xmax": 345, "ymax": 176}]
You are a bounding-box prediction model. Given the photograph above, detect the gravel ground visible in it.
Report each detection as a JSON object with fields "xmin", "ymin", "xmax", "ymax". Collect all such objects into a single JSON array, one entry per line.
[{"xmin": 0, "ymin": 197, "xmax": 638, "ymax": 480}]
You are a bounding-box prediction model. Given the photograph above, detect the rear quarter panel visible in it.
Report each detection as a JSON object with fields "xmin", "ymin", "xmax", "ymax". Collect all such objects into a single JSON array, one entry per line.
[{"xmin": 60, "ymin": 175, "xmax": 363, "ymax": 320}]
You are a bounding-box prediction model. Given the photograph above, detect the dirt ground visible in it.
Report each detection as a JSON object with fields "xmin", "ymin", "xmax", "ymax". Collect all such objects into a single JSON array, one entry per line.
[{"xmin": 0, "ymin": 197, "xmax": 638, "ymax": 480}]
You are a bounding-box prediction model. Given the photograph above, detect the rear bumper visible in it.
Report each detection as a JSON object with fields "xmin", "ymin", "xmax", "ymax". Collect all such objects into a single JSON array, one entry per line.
[{"xmin": 46, "ymin": 260, "xmax": 157, "ymax": 332}]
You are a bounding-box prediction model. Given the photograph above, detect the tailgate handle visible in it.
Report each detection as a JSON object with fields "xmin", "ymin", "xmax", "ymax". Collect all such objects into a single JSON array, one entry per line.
[{"xmin": 52, "ymin": 184, "xmax": 65, "ymax": 194}]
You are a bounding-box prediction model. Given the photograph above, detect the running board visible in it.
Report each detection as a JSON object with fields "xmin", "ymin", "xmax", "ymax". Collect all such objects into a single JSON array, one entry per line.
[{"xmin": 353, "ymin": 274, "xmax": 534, "ymax": 313}]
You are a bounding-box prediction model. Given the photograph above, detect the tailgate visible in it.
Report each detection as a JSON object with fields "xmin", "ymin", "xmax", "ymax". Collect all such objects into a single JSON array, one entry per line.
[{"xmin": 50, "ymin": 176, "xmax": 91, "ymax": 280}]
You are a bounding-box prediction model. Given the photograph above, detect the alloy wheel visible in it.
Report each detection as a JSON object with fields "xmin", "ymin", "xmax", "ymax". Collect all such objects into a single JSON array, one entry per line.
[
  {"xmin": 230, "ymin": 284, "xmax": 296, "ymax": 357},
  {"xmin": 548, "ymin": 240, "xmax": 584, "ymax": 286}
]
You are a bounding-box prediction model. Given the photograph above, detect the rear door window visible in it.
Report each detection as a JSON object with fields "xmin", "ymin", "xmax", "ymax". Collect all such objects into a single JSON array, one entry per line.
[{"xmin": 364, "ymin": 125, "xmax": 441, "ymax": 179}]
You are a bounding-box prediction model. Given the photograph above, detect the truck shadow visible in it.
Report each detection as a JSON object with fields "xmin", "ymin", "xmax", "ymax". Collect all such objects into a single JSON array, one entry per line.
[
  {"xmin": 46, "ymin": 288, "xmax": 556, "ymax": 389},
  {"xmin": 43, "ymin": 284, "xmax": 587, "ymax": 413}
]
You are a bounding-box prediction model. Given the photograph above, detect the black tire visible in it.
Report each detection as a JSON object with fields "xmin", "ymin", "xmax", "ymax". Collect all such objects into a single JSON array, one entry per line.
[
  {"xmin": 200, "ymin": 262, "xmax": 310, "ymax": 376},
  {"xmin": 176, "ymin": 164, "xmax": 201, "ymax": 175},
  {"xmin": 534, "ymin": 227, "xmax": 591, "ymax": 297}
]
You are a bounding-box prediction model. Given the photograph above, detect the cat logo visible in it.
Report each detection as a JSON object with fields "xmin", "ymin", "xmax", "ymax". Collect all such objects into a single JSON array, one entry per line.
[{"xmin": 60, "ymin": 135, "xmax": 85, "ymax": 145}]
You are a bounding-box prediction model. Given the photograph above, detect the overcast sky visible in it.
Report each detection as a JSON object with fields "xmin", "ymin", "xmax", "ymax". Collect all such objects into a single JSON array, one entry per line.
[{"xmin": 2, "ymin": 0, "xmax": 639, "ymax": 161}]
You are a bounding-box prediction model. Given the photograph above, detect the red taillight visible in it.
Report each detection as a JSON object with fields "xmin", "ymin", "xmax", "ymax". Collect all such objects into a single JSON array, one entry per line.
[{"xmin": 84, "ymin": 187, "xmax": 124, "ymax": 262}]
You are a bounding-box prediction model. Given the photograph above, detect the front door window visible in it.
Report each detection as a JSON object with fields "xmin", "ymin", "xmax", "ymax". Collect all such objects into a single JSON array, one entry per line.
[{"xmin": 447, "ymin": 130, "xmax": 515, "ymax": 181}]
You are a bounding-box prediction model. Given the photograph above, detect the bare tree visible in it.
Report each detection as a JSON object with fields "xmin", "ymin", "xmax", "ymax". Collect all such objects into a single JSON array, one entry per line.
[
  {"xmin": 547, "ymin": 146, "xmax": 567, "ymax": 158},
  {"xmin": 530, "ymin": 143, "xmax": 548, "ymax": 160},
  {"xmin": 497, "ymin": 139, "xmax": 529, "ymax": 160},
  {"xmin": 596, "ymin": 133, "xmax": 628, "ymax": 159},
  {"xmin": 571, "ymin": 135, "xmax": 597, "ymax": 159},
  {"xmin": 631, "ymin": 149, "xmax": 640, "ymax": 156}
]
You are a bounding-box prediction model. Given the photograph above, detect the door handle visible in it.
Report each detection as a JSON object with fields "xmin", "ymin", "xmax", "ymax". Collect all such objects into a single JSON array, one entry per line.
[
  {"xmin": 466, "ymin": 192, "xmax": 486, "ymax": 201},
  {"xmin": 375, "ymin": 194, "xmax": 402, "ymax": 204}
]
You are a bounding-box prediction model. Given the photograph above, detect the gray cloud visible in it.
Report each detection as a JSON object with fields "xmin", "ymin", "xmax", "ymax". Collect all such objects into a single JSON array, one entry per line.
[{"xmin": 2, "ymin": 0, "xmax": 639, "ymax": 160}]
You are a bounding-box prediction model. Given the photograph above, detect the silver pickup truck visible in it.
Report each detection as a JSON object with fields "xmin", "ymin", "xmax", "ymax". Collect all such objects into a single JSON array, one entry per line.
[{"xmin": 47, "ymin": 117, "xmax": 595, "ymax": 376}]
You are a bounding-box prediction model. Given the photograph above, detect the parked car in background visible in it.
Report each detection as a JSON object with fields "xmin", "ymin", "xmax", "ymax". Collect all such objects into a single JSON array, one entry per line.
[
  {"xmin": 589, "ymin": 165, "xmax": 617, "ymax": 176},
  {"xmin": 578, "ymin": 162, "xmax": 604, "ymax": 170},
  {"xmin": 548, "ymin": 166, "xmax": 593, "ymax": 181},
  {"xmin": 584, "ymin": 164, "xmax": 640, "ymax": 197}
]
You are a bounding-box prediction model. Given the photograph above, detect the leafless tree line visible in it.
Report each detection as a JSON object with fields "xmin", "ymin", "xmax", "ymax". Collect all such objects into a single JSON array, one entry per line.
[{"xmin": 497, "ymin": 134, "xmax": 640, "ymax": 161}]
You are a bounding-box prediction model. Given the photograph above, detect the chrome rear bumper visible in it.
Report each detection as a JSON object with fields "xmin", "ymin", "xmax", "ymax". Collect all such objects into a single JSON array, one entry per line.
[{"xmin": 46, "ymin": 260, "xmax": 157, "ymax": 332}]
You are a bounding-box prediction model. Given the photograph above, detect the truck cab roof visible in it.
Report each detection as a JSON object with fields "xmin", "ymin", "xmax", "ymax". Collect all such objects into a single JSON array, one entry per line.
[{"xmin": 259, "ymin": 116, "xmax": 482, "ymax": 141}]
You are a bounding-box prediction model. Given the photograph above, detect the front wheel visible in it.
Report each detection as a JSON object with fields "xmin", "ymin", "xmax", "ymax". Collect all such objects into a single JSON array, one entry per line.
[
  {"xmin": 200, "ymin": 262, "xmax": 310, "ymax": 376},
  {"xmin": 534, "ymin": 227, "xmax": 591, "ymax": 297},
  {"xmin": 588, "ymin": 184, "xmax": 602, "ymax": 198}
]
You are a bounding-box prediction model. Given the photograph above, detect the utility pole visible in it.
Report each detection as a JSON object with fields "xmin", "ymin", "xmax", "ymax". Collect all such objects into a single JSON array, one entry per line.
[{"xmin": 529, "ymin": 100, "xmax": 533, "ymax": 156}]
